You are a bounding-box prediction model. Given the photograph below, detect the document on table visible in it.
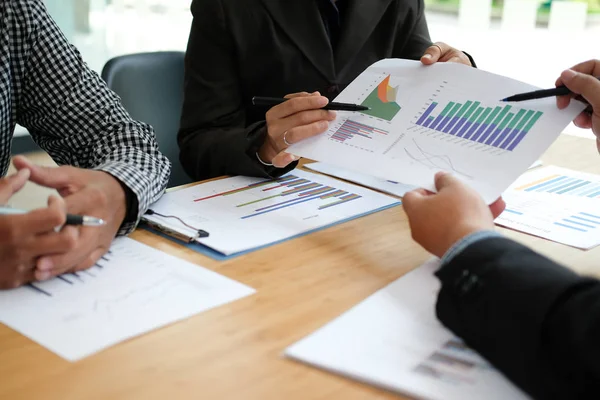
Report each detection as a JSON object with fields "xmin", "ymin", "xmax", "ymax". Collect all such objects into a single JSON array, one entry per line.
[
  {"xmin": 288, "ymin": 59, "xmax": 584, "ymax": 203},
  {"xmin": 143, "ymin": 169, "xmax": 399, "ymax": 257},
  {"xmin": 304, "ymin": 160, "xmax": 543, "ymax": 198},
  {"xmin": 497, "ymin": 166, "xmax": 600, "ymax": 249},
  {"xmin": 0, "ymin": 238, "xmax": 255, "ymax": 362},
  {"xmin": 285, "ymin": 259, "xmax": 529, "ymax": 400}
]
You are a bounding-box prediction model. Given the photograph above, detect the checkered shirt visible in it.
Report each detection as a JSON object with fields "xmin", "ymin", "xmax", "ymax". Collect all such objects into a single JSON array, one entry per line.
[{"xmin": 0, "ymin": 0, "xmax": 171, "ymax": 234}]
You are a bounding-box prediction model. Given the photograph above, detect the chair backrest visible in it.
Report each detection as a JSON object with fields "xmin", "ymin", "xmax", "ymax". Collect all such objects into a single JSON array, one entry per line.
[{"xmin": 101, "ymin": 51, "xmax": 190, "ymax": 188}]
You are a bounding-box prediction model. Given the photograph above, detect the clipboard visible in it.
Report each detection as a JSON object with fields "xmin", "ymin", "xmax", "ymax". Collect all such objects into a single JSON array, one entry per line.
[{"xmin": 140, "ymin": 201, "xmax": 401, "ymax": 262}]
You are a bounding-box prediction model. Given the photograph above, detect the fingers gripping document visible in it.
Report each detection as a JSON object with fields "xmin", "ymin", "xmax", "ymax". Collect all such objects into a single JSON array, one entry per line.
[{"xmin": 288, "ymin": 59, "xmax": 585, "ymax": 203}]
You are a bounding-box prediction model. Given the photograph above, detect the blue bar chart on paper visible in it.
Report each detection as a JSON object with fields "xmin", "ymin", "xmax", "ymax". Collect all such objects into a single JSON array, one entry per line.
[
  {"xmin": 514, "ymin": 167, "xmax": 600, "ymax": 199},
  {"xmin": 415, "ymin": 99, "xmax": 544, "ymax": 151},
  {"xmin": 497, "ymin": 191, "xmax": 600, "ymax": 249},
  {"xmin": 554, "ymin": 212, "xmax": 600, "ymax": 233},
  {"xmin": 516, "ymin": 173, "xmax": 600, "ymax": 198}
]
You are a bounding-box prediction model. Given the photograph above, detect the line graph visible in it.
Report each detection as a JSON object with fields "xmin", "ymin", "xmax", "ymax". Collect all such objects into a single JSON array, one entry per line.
[{"xmin": 404, "ymin": 139, "xmax": 473, "ymax": 179}]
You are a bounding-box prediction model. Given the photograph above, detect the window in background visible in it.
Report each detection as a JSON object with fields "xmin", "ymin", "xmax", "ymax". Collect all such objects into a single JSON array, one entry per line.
[
  {"xmin": 44, "ymin": 0, "xmax": 192, "ymax": 73},
  {"xmin": 425, "ymin": 0, "xmax": 599, "ymax": 138}
]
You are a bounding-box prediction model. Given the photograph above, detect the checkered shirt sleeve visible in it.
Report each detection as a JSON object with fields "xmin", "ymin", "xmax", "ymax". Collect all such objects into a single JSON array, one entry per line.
[{"xmin": 10, "ymin": 0, "xmax": 171, "ymax": 234}]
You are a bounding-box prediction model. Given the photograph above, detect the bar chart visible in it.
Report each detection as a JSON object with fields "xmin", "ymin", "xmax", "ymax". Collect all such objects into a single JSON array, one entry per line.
[
  {"xmin": 194, "ymin": 174, "xmax": 362, "ymax": 219},
  {"xmin": 415, "ymin": 100, "xmax": 544, "ymax": 151},
  {"xmin": 330, "ymin": 119, "xmax": 389, "ymax": 143},
  {"xmin": 554, "ymin": 212, "xmax": 600, "ymax": 233},
  {"xmin": 515, "ymin": 172, "xmax": 600, "ymax": 198},
  {"xmin": 497, "ymin": 182, "xmax": 600, "ymax": 249}
]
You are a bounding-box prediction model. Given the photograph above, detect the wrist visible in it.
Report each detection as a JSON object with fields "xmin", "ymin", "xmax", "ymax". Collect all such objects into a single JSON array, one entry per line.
[
  {"xmin": 444, "ymin": 224, "xmax": 492, "ymax": 252},
  {"xmin": 101, "ymin": 172, "xmax": 129, "ymax": 224},
  {"xmin": 258, "ymin": 141, "xmax": 278, "ymax": 164},
  {"xmin": 440, "ymin": 230, "xmax": 501, "ymax": 266}
]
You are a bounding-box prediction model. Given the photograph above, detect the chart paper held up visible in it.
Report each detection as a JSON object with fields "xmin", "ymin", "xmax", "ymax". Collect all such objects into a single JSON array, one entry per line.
[{"xmin": 288, "ymin": 59, "xmax": 585, "ymax": 203}]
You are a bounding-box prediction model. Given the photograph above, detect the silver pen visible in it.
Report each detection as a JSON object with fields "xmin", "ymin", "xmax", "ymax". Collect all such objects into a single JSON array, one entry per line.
[{"xmin": 0, "ymin": 206, "xmax": 105, "ymax": 227}]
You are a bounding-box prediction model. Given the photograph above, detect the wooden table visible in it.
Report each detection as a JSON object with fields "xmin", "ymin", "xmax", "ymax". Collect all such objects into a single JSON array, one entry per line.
[{"xmin": 1, "ymin": 134, "xmax": 599, "ymax": 400}]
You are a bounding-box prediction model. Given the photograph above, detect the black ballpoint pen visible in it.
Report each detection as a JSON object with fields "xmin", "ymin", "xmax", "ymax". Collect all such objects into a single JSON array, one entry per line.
[
  {"xmin": 502, "ymin": 77, "xmax": 600, "ymax": 102},
  {"xmin": 252, "ymin": 96, "xmax": 370, "ymax": 112},
  {"xmin": 0, "ymin": 206, "xmax": 105, "ymax": 226}
]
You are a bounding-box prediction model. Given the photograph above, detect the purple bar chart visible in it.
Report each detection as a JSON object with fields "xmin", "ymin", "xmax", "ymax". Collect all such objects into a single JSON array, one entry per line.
[{"xmin": 415, "ymin": 100, "xmax": 543, "ymax": 151}]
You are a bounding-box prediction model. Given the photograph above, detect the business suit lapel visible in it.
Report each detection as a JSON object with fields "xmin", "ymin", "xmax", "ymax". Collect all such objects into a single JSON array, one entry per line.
[
  {"xmin": 261, "ymin": 0, "xmax": 335, "ymax": 81},
  {"xmin": 335, "ymin": 0, "xmax": 394, "ymax": 74}
]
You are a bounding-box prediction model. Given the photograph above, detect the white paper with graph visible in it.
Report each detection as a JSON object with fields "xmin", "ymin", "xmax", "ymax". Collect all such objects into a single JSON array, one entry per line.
[
  {"xmin": 285, "ymin": 259, "xmax": 529, "ymax": 400},
  {"xmin": 497, "ymin": 166, "xmax": 600, "ymax": 249},
  {"xmin": 0, "ymin": 238, "xmax": 255, "ymax": 361},
  {"xmin": 288, "ymin": 59, "xmax": 585, "ymax": 203},
  {"xmin": 143, "ymin": 169, "xmax": 399, "ymax": 256}
]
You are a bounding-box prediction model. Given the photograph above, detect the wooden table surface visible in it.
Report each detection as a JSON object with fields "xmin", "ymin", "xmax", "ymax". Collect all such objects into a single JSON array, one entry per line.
[{"xmin": 1, "ymin": 134, "xmax": 599, "ymax": 400}]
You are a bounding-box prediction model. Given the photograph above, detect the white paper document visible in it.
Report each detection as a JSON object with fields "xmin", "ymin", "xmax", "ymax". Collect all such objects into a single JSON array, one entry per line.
[
  {"xmin": 305, "ymin": 162, "xmax": 417, "ymax": 197},
  {"xmin": 497, "ymin": 166, "xmax": 600, "ymax": 249},
  {"xmin": 288, "ymin": 59, "xmax": 584, "ymax": 203},
  {"xmin": 305, "ymin": 160, "xmax": 543, "ymax": 198},
  {"xmin": 0, "ymin": 238, "xmax": 255, "ymax": 361},
  {"xmin": 143, "ymin": 169, "xmax": 399, "ymax": 256},
  {"xmin": 285, "ymin": 260, "xmax": 529, "ymax": 400}
]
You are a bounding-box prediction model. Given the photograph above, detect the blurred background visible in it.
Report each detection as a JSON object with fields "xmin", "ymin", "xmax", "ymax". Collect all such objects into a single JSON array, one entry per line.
[
  {"xmin": 38, "ymin": 0, "xmax": 597, "ymax": 134},
  {"xmin": 9, "ymin": 0, "xmax": 599, "ymax": 207}
]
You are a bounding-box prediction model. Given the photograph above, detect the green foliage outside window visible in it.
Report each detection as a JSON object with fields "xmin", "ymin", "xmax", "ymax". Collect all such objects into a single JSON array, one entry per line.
[{"xmin": 424, "ymin": 0, "xmax": 600, "ymax": 14}]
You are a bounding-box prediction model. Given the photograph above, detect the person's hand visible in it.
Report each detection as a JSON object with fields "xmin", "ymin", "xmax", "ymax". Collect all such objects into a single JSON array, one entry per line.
[
  {"xmin": 556, "ymin": 60, "xmax": 600, "ymax": 152},
  {"xmin": 12, "ymin": 156, "xmax": 128, "ymax": 280},
  {"xmin": 402, "ymin": 172, "xmax": 506, "ymax": 258},
  {"xmin": 259, "ymin": 91, "xmax": 337, "ymax": 168},
  {"xmin": 420, "ymin": 42, "xmax": 472, "ymax": 67},
  {"xmin": 0, "ymin": 169, "xmax": 77, "ymax": 288}
]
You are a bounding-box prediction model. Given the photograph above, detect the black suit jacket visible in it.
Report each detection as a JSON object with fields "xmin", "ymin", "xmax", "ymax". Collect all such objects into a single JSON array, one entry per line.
[
  {"xmin": 178, "ymin": 0, "xmax": 433, "ymax": 181},
  {"xmin": 436, "ymin": 237, "xmax": 600, "ymax": 399}
]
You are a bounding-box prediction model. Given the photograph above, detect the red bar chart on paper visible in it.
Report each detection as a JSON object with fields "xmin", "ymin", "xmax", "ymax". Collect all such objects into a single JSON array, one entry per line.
[
  {"xmin": 194, "ymin": 174, "xmax": 363, "ymax": 219},
  {"xmin": 330, "ymin": 119, "xmax": 389, "ymax": 143},
  {"xmin": 414, "ymin": 99, "xmax": 543, "ymax": 151}
]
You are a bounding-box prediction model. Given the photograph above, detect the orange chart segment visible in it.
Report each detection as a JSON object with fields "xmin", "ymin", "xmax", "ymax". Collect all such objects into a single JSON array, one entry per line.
[{"xmin": 361, "ymin": 75, "xmax": 401, "ymax": 121}]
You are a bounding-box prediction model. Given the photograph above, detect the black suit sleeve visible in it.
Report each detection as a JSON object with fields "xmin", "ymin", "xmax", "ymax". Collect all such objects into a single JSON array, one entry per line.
[
  {"xmin": 178, "ymin": 0, "xmax": 295, "ymax": 181},
  {"xmin": 393, "ymin": 0, "xmax": 431, "ymax": 60},
  {"xmin": 435, "ymin": 237, "xmax": 600, "ymax": 399}
]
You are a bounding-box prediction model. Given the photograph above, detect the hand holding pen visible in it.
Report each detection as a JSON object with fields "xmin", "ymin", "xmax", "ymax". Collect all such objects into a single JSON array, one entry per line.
[
  {"xmin": 554, "ymin": 61, "xmax": 600, "ymax": 138},
  {"xmin": 502, "ymin": 60, "xmax": 600, "ymax": 152},
  {"xmin": 252, "ymin": 93, "xmax": 368, "ymax": 169},
  {"xmin": 253, "ymin": 92, "xmax": 339, "ymax": 168},
  {"xmin": 0, "ymin": 170, "xmax": 79, "ymax": 288}
]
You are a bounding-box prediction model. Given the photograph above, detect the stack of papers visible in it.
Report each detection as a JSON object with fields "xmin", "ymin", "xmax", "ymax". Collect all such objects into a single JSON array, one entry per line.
[{"xmin": 285, "ymin": 259, "xmax": 528, "ymax": 400}]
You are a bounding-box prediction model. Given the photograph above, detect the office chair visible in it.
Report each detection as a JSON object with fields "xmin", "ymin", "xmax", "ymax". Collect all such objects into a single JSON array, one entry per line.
[{"xmin": 101, "ymin": 51, "xmax": 191, "ymax": 188}]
